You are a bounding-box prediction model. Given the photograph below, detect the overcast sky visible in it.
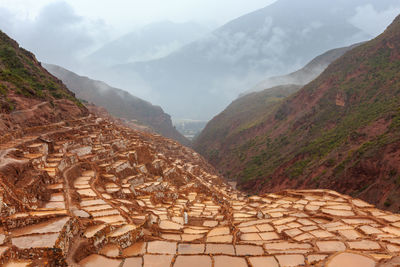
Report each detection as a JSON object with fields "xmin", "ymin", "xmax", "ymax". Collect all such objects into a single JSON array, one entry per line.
[
  {"xmin": 0, "ymin": 0, "xmax": 277, "ymax": 34},
  {"xmin": 0, "ymin": 0, "xmax": 277, "ymax": 69},
  {"xmin": 0, "ymin": 0, "xmax": 399, "ymax": 78}
]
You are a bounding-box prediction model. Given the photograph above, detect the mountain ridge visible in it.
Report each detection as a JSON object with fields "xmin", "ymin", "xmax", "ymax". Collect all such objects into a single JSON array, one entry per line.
[
  {"xmin": 103, "ymin": 0, "xmax": 400, "ymax": 120},
  {"xmin": 85, "ymin": 20, "xmax": 210, "ymax": 67},
  {"xmin": 45, "ymin": 64, "xmax": 189, "ymax": 145},
  {"xmin": 194, "ymin": 14, "xmax": 400, "ymax": 212},
  {"xmin": 244, "ymin": 42, "xmax": 363, "ymax": 95}
]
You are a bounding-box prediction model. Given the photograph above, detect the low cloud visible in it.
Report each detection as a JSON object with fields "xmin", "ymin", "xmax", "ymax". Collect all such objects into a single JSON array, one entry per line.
[
  {"xmin": 0, "ymin": 1, "xmax": 108, "ymax": 70},
  {"xmin": 350, "ymin": 4, "xmax": 400, "ymax": 37},
  {"xmin": 202, "ymin": 16, "xmax": 292, "ymax": 74}
]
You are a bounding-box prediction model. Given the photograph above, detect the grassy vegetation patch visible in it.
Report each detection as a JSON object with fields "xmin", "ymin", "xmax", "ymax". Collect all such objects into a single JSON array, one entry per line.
[
  {"xmin": 0, "ymin": 30, "xmax": 83, "ymax": 107},
  {"xmin": 287, "ymin": 159, "xmax": 311, "ymax": 179}
]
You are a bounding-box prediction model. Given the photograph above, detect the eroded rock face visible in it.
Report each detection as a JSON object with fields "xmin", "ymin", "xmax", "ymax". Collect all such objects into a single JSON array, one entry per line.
[{"xmin": 0, "ymin": 116, "xmax": 398, "ymax": 266}]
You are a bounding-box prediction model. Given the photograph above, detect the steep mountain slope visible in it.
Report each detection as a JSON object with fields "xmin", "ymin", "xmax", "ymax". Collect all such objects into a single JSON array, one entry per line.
[
  {"xmin": 103, "ymin": 0, "xmax": 400, "ymax": 120},
  {"xmin": 85, "ymin": 21, "xmax": 209, "ymax": 67},
  {"xmin": 194, "ymin": 44, "xmax": 362, "ymax": 168},
  {"xmin": 245, "ymin": 43, "xmax": 362, "ymax": 94},
  {"xmin": 194, "ymin": 84, "xmax": 301, "ymax": 161},
  {"xmin": 0, "ymin": 30, "xmax": 87, "ymax": 135},
  {"xmin": 195, "ymin": 15, "xmax": 400, "ymax": 212},
  {"xmin": 44, "ymin": 64, "xmax": 189, "ymax": 145}
]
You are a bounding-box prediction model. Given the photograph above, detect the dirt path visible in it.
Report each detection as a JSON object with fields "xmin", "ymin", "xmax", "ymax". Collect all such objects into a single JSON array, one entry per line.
[
  {"xmin": 62, "ymin": 164, "xmax": 78, "ymax": 217},
  {"xmin": 65, "ymin": 236, "xmax": 86, "ymax": 267},
  {"xmin": 10, "ymin": 101, "xmax": 49, "ymax": 116}
]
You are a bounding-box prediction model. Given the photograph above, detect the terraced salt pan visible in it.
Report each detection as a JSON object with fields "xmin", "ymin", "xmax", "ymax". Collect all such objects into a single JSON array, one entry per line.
[
  {"xmin": 82, "ymin": 170, "xmax": 95, "ymax": 177},
  {"xmin": 80, "ymin": 199, "xmax": 107, "ymax": 207},
  {"xmin": 75, "ymin": 184, "xmax": 91, "ymax": 189},
  {"xmin": 99, "ymin": 244, "xmax": 120, "ymax": 257},
  {"xmin": 96, "ymin": 215, "xmax": 125, "ymax": 224},
  {"xmin": 11, "ymin": 233, "xmax": 59, "ymax": 249},
  {"xmin": 143, "ymin": 255, "xmax": 173, "ymax": 267},
  {"xmin": 108, "ymin": 224, "xmax": 136, "ymax": 237},
  {"xmin": 326, "ymin": 252, "xmax": 376, "ymax": 267},
  {"xmin": 77, "ymin": 189, "xmax": 97, "ymax": 197},
  {"xmin": 122, "ymin": 242, "xmax": 146, "ymax": 257},
  {"xmin": 11, "ymin": 217, "xmax": 69, "ymax": 236},
  {"xmin": 102, "ymin": 193, "xmax": 112, "ymax": 199},
  {"xmin": 207, "ymin": 227, "xmax": 230, "ymax": 237},
  {"xmin": 29, "ymin": 210, "xmax": 67, "ymax": 216},
  {"xmin": 91, "ymin": 209, "xmax": 120, "ymax": 217},
  {"xmin": 175, "ymin": 255, "xmax": 212, "ymax": 267},
  {"xmin": 83, "ymin": 204, "xmax": 113, "ymax": 212},
  {"xmin": 23, "ymin": 153, "xmax": 43, "ymax": 160},
  {"xmin": 3, "ymin": 116, "xmax": 400, "ymax": 266},
  {"xmin": 160, "ymin": 220, "xmax": 183, "ymax": 231},
  {"xmin": 207, "ymin": 235, "xmax": 233, "ymax": 243},
  {"xmin": 236, "ymin": 245, "xmax": 264, "ymax": 256},
  {"xmin": 49, "ymin": 193, "xmax": 64, "ymax": 202},
  {"xmin": 75, "ymin": 176, "xmax": 91, "ymax": 183},
  {"xmin": 46, "ymin": 183, "xmax": 63, "ymax": 190},
  {"xmin": 147, "ymin": 241, "xmax": 177, "ymax": 254},
  {"xmin": 105, "ymin": 183, "xmax": 120, "ymax": 193},
  {"xmin": 3, "ymin": 261, "xmax": 32, "ymax": 267},
  {"xmin": 181, "ymin": 234, "xmax": 203, "ymax": 242},
  {"xmin": 79, "ymin": 254, "xmax": 122, "ymax": 267},
  {"xmin": 84, "ymin": 224, "xmax": 106, "ymax": 238},
  {"xmin": 43, "ymin": 201, "xmax": 65, "ymax": 209}
]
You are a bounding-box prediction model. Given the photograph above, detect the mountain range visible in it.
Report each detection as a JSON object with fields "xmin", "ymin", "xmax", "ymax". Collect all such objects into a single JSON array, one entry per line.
[
  {"xmin": 244, "ymin": 43, "xmax": 362, "ymax": 95},
  {"xmin": 194, "ymin": 14, "xmax": 400, "ymax": 212},
  {"xmin": 85, "ymin": 21, "xmax": 210, "ymax": 68},
  {"xmin": 97, "ymin": 0, "xmax": 400, "ymax": 120}
]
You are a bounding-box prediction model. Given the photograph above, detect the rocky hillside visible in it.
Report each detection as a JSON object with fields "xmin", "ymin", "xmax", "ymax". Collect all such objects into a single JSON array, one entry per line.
[
  {"xmin": 0, "ymin": 30, "xmax": 88, "ymax": 136},
  {"xmin": 194, "ymin": 15, "xmax": 400, "ymax": 212},
  {"xmin": 194, "ymin": 44, "xmax": 362, "ymax": 153},
  {"xmin": 194, "ymin": 84, "xmax": 301, "ymax": 160},
  {"xmin": 45, "ymin": 64, "xmax": 189, "ymax": 146},
  {"xmin": 246, "ymin": 43, "xmax": 361, "ymax": 94}
]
